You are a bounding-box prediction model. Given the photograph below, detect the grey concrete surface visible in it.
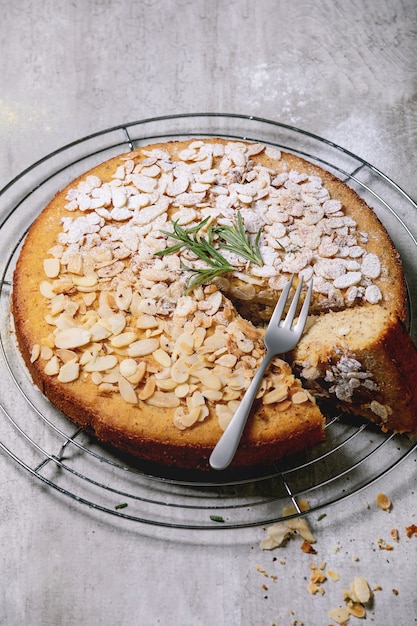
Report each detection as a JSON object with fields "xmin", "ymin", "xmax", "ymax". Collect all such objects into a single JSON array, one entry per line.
[{"xmin": 1, "ymin": 1, "xmax": 416, "ymax": 625}]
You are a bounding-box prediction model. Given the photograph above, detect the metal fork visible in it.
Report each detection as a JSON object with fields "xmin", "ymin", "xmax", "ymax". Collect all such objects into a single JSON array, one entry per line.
[{"xmin": 209, "ymin": 275, "xmax": 313, "ymax": 471}]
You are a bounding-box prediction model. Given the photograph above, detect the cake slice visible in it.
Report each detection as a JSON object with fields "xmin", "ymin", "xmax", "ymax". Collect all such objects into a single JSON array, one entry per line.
[{"xmin": 291, "ymin": 305, "xmax": 417, "ymax": 434}]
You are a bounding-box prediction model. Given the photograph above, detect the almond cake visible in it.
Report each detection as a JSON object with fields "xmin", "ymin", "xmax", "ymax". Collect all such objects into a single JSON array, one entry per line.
[{"xmin": 11, "ymin": 138, "xmax": 417, "ymax": 470}]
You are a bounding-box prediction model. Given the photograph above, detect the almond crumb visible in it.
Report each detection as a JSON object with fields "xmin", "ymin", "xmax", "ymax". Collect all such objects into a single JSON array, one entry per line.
[
  {"xmin": 256, "ymin": 564, "xmax": 268, "ymax": 577},
  {"xmin": 376, "ymin": 492, "xmax": 392, "ymax": 511},
  {"xmin": 301, "ymin": 540, "xmax": 317, "ymax": 554},
  {"xmin": 327, "ymin": 606, "xmax": 350, "ymax": 624}
]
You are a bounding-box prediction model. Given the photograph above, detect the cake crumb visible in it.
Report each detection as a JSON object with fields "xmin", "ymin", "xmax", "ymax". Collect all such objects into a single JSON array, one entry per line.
[
  {"xmin": 300, "ymin": 539, "xmax": 317, "ymax": 554},
  {"xmin": 260, "ymin": 500, "xmax": 315, "ymax": 551},
  {"xmin": 308, "ymin": 562, "xmax": 327, "ymax": 595},
  {"xmin": 376, "ymin": 537, "xmax": 394, "ymax": 551},
  {"xmin": 405, "ymin": 523, "xmax": 417, "ymax": 538}
]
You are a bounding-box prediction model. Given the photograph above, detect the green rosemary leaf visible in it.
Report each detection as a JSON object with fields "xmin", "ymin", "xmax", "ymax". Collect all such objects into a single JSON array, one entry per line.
[
  {"xmin": 180, "ymin": 259, "xmax": 234, "ymax": 293},
  {"xmin": 155, "ymin": 215, "xmax": 264, "ymax": 292},
  {"xmin": 155, "ymin": 217, "xmax": 212, "ymax": 258},
  {"xmin": 214, "ymin": 212, "xmax": 263, "ymax": 266}
]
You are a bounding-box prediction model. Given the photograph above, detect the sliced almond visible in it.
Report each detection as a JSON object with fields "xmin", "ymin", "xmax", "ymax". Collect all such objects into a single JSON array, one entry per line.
[
  {"xmin": 57, "ymin": 359, "xmax": 80, "ymax": 383},
  {"xmin": 89, "ymin": 322, "xmax": 112, "ymax": 342},
  {"xmin": 119, "ymin": 358, "xmax": 138, "ymax": 378},
  {"xmin": 136, "ymin": 314, "xmax": 159, "ymax": 329},
  {"xmin": 84, "ymin": 355, "xmax": 118, "ymax": 372},
  {"xmin": 91, "ymin": 372, "xmax": 103, "ymax": 385},
  {"xmin": 291, "ymin": 390, "xmax": 309, "ymax": 404},
  {"xmin": 50, "ymin": 293, "xmax": 67, "ymax": 315},
  {"xmin": 214, "ymin": 354, "xmax": 237, "ymax": 368},
  {"xmin": 82, "ymin": 292, "xmax": 96, "ymax": 307},
  {"xmin": 215, "ymin": 404, "xmax": 233, "ymax": 431},
  {"xmin": 66, "ymin": 253, "xmax": 83, "ymax": 275},
  {"xmin": 44, "ymin": 356, "xmax": 60, "ymax": 376},
  {"xmin": 152, "ymin": 348, "xmax": 172, "ymax": 368},
  {"xmin": 263, "ymin": 385, "xmax": 288, "ymax": 405},
  {"xmin": 98, "ymin": 383, "xmax": 117, "ymax": 395},
  {"xmin": 172, "ymin": 332, "xmax": 194, "ymax": 358},
  {"xmin": 171, "ymin": 358, "xmax": 189, "ymax": 384},
  {"xmin": 110, "ymin": 331, "xmax": 137, "ymax": 348},
  {"xmin": 72, "ymin": 274, "xmax": 98, "ymax": 288},
  {"xmin": 188, "ymin": 390, "xmax": 205, "ymax": 409},
  {"xmin": 195, "ymin": 369, "xmax": 222, "ymax": 391},
  {"xmin": 155, "ymin": 378, "xmax": 177, "ymax": 391},
  {"xmin": 118, "ymin": 377, "xmax": 138, "ymax": 404},
  {"xmin": 200, "ymin": 332, "xmax": 226, "ymax": 353},
  {"xmin": 174, "ymin": 383, "xmax": 190, "ymax": 398},
  {"xmin": 126, "ymin": 360, "xmax": 147, "ymax": 385},
  {"xmin": 137, "ymin": 376, "xmax": 156, "ymax": 400},
  {"xmin": 145, "ymin": 391, "xmax": 180, "ymax": 408},
  {"xmin": 173, "ymin": 406, "xmax": 200, "ymax": 429},
  {"xmin": 127, "ymin": 338, "xmax": 159, "ymax": 358},
  {"xmin": 192, "ymin": 327, "xmax": 206, "ymax": 348},
  {"xmin": 30, "ymin": 344, "xmax": 41, "ymax": 363},
  {"xmin": 347, "ymin": 602, "xmax": 366, "ymax": 618},
  {"xmin": 260, "ymin": 522, "xmax": 292, "ymax": 550},
  {"xmin": 102, "ymin": 370, "xmax": 119, "ymax": 384},
  {"xmin": 352, "ymin": 577, "xmax": 372, "ymax": 604},
  {"xmin": 55, "ymin": 327, "xmax": 91, "ymax": 349},
  {"xmin": 201, "ymin": 389, "xmax": 223, "ymax": 401},
  {"xmin": 55, "ymin": 348, "xmax": 77, "ymax": 363},
  {"xmin": 327, "ymin": 607, "xmax": 350, "ymax": 624},
  {"xmin": 40, "ymin": 280, "xmax": 56, "ymax": 299},
  {"xmin": 43, "ymin": 258, "xmax": 60, "ymax": 278},
  {"xmin": 221, "ymin": 388, "xmax": 241, "ymax": 402}
]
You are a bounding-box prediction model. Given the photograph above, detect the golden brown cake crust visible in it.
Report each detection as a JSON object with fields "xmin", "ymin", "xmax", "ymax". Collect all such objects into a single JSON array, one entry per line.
[{"xmin": 11, "ymin": 138, "xmax": 411, "ymax": 469}]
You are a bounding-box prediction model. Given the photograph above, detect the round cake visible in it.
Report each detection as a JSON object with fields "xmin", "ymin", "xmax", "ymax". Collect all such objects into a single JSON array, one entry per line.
[{"xmin": 12, "ymin": 138, "xmax": 416, "ymax": 470}]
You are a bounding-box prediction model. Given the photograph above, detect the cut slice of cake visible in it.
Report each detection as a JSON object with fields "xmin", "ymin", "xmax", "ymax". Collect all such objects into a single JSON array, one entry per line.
[{"xmin": 291, "ymin": 305, "xmax": 417, "ymax": 434}]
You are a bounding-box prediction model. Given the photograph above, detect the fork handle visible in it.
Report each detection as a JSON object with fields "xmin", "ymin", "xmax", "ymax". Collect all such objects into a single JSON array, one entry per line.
[{"xmin": 209, "ymin": 351, "xmax": 273, "ymax": 470}]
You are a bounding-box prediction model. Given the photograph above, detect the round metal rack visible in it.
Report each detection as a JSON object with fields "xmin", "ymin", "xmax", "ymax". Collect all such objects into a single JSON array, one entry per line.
[{"xmin": 1, "ymin": 113, "xmax": 416, "ymax": 530}]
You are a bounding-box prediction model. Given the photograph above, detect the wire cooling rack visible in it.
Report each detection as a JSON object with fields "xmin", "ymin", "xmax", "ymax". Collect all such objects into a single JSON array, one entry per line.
[{"xmin": 1, "ymin": 113, "xmax": 417, "ymax": 530}]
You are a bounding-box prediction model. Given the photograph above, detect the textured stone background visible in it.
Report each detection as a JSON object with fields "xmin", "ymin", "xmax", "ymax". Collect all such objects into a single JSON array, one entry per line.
[{"xmin": 1, "ymin": 1, "xmax": 416, "ymax": 624}]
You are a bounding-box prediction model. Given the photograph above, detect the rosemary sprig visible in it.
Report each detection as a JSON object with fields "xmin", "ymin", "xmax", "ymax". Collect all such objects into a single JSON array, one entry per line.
[
  {"xmin": 155, "ymin": 217, "xmax": 234, "ymax": 292},
  {"xmin": 154, "ymin": 214, "xmax": 264, "ymax": 292},
  {"xmin": 155, "ymin": 216, "xmax": 212, "ymax": 259},
  {"xmin": 215, "ymin": 212, "xmax": 263, "ymax": 266}
]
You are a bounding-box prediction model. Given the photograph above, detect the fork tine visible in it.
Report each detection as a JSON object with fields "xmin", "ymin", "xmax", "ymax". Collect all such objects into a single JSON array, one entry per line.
[
  {"xmin": 281, "ymin": 277, "xmax": 304, "ymax": 329},
  {"xmin": 269, "ymin": 274, "xmax": 294, "ymax": 328},
  {"xmin": 294, "ymin": 277, "xmax": 314, "ymax": 331}
]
